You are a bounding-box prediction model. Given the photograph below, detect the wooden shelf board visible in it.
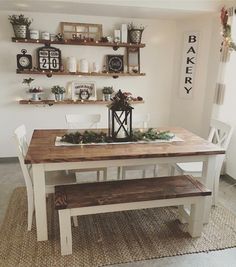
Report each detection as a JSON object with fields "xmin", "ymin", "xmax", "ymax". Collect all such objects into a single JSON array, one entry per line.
[
  {"xmin": 19, "ymin": 99, "xmax": 144, "ymax": 105},
  {"xmin": 16, "ymin": 69, "xmax": 146, "ymax": 77},
  {"xmin": 12, "ymin": 37, "xmax": 145, "ymax": 48}
]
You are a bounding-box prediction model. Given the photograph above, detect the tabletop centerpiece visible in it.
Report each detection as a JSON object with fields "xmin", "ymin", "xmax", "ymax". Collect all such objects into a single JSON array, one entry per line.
[
  {"xmin": 60, "ymin": 90, "xmax": 174, "ymax": 145},
  {"xmin": 108, "ymin": 90, "xmax": 133, "ymax": 142}
]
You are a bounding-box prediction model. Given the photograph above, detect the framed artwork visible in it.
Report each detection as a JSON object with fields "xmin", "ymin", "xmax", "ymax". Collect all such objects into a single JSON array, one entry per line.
[
  {"xmin": 71, "ymin": 81, "xmax": 97, "ymax": 101},
  {"xmin": 107, "ymin": 55, "xmax": 124, "ymax": 73},
  {"xmin": 61, "ymin": 22, "xmax": 103, "ymax": 41},
  {"xmin": 37, "ymin": 46, "xmax": 61, "ymax": 71}
]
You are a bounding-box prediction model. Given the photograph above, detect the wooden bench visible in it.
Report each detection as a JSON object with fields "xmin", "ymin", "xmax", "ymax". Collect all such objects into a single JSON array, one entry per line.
[{"xmin": 55, "ymin": 175, "xmax": 211, "ymax": 255}]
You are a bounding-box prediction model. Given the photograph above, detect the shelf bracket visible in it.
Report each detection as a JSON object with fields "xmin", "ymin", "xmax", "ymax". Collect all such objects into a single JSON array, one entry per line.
[{"xmin": 112, "ymin": 46, "xmax": 119, "ymax": 51}]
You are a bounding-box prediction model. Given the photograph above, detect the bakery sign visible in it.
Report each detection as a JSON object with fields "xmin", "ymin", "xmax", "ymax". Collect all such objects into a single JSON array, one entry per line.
[{"xmin": 179, "ymin": 32, "xmax": 199, "ymax": 99}]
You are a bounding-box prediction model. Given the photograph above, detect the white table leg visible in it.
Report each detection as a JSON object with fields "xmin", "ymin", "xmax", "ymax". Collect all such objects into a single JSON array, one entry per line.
[
  {"xmin": 32, "ymin": 164, "xmax": 48, "ymax": 241},
  {"xmin": 202, "ymin": 155, "xmax": 217, "ymax": 223}
]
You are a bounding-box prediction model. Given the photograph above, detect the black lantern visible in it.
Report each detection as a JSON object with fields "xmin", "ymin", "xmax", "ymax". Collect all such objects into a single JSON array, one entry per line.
[{"xmin": 108, "ymin": 90, "xmax": 133, "ymax": 142}]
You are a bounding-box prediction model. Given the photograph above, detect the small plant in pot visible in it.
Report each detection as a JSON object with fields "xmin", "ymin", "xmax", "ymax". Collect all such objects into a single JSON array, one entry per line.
[
  {"xmin": 9, "ymin": 14, "xmax": 33, "ymax": 39},
  {"xmin": 23, "ymin": 77, "xmax": 43, "ymax": 101},
  {"xmin": 102, "ymin": 86, "xmax": 114, "ymax": 101},
  {"xmin": 128, "ymin": 23, "xmax": 145, "ymax": 44},
  {"xmin": 51, "ymin": 85, "xmax": 66, "ymax": 101}
]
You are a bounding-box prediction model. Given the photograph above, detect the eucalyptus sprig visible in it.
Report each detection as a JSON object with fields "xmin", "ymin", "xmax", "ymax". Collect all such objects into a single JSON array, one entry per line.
[
  {"xmin": 132, "ymin": 128, "xmax": 174, "ymax": 141},
  {"xmin": 220, "ymin": 7, "xmax": 236, "ymax": 52},
  {"xmin": 61, "ymin": 130, "xmax": 108, "ymax": 144},
  {"xmin": 60, "ymin": 128, "xmax": 174, "ymax": 144}
]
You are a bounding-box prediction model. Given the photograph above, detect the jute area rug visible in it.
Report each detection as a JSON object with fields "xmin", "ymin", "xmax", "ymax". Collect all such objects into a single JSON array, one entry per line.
[{"xmin": 1, "ymin": 188, "xmax": 236, "ymax": 267}]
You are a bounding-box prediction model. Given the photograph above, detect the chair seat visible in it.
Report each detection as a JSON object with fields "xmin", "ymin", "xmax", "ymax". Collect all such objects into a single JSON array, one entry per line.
[{"xmin": 177, "ymin": 162, "xmax": 203, "ymax": 173}]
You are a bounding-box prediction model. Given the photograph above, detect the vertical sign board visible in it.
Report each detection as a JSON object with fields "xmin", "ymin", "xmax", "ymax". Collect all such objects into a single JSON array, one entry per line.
[{"xmin": 179, "ymin": 32, "xmax": 199, "ymax": 99}]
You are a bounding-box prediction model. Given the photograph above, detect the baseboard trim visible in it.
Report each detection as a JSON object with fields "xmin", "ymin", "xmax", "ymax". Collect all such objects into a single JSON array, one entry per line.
[
  {"xmin": 221, "ymin": 174, "xmax": 236, "ymax": 184},
  {"xmin": 0, "ymin": 157, "xmax": 18, "ymax": 163}
]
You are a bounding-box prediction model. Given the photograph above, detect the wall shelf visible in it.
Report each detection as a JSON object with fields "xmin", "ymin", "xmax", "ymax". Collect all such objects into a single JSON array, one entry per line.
[
  {"xmin": 19, "ymin": 99, "xmax": 144, "ymax": 106},
  {"xmin": 16, "ymin": 69, "xmax": 146, "ymax": 78},
  {"xmin": 12, "ymin": 37, "xmax": 145, "ymax": 50}
]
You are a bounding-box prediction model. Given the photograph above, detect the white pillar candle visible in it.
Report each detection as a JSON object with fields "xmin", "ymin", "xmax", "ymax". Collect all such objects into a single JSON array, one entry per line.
[
  {"xmin": 67, "ymin": 57, "xmax": 77, "ymax": 72},
  {"xmin": 80, "ymin": 59, "xmax": 89, "ymax": 73}
]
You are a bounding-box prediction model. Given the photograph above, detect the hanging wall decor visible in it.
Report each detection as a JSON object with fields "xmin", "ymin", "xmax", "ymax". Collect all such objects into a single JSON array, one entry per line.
[
  {"xmin": 107, "ymin": 55, "xmax": 124, "ymax": 73},
  {"xmin": 178, "ymin": 32, "xmax": 199, "ymax": 99},
  {"xmin": 37, "ymin": 45, "xmax": 61, "ymax": 71},
  {"xmin": 61, "ymin": 22, "xmax": 103, "ymax": 42}
]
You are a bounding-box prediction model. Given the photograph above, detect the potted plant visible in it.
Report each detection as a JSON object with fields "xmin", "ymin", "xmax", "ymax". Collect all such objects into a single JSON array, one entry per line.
[
  {"xmin": 51, "ymin": 85, "xmax": 66, "ymax": 101},
  {"xmin": 128, "ymin": 23, "xmax": 145, "ymax": 44},
  {"xmin": 23, "ymin": 77, "xmax": 43, "ymax": 101},
  {"xmin": 102, "ymin": 86, "xmax": 114, "ymax": 101},
  {"xmin": 9, "ymin": 14, "xmax": 33, "ymax": 39}
]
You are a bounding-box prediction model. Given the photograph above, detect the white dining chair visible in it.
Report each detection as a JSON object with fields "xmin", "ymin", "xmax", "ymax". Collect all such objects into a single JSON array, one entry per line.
[
  {"xmin": 65, "ymin": 114, "xmax": 107, "ymax": 181},
  {"xmin": 170, "ymin": 119, "xmax": 233, "ymax": 204},
  {"xmin": 118, "ymin": 113, "xmax": 157, "ymax": 179},
  {"xmin": 14, "ymin": 125, "xmax": 78, "ymax": 231}
]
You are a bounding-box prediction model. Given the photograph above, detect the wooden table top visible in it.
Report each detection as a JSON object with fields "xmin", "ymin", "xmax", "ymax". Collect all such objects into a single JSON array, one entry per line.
[{"xmin": 25, "ymin": 128, "xmax": 225, "ymax": 164}]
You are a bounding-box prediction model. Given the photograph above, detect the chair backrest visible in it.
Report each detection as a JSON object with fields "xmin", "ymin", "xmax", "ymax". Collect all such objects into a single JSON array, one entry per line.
[
  {"xmin": 65, "ymin": 114, "xmax": 101, "ymax": 129},
  {"xmin": 132, "ymin": 113, "xmax": 150, "ymax": 129},
  {"xmin": 208, "ymin": 119, "xmax": 234, "ymax": 150},
  {"xmin": 13, "ymin": 125, "xmax": 33, "ymax": 194}
]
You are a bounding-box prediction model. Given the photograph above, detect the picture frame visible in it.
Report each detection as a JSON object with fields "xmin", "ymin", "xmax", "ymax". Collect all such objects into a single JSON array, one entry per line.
[
  {"xmin": 61, "ymin": 22, "xmax": 103, "ymax": 41},
  {"xmin": 71, "ymin": 81, "xmax": 97, "ymax": 101},
  {"xmin": 107, "ymin": 55, "xmax": 124, "ymax": 73}
]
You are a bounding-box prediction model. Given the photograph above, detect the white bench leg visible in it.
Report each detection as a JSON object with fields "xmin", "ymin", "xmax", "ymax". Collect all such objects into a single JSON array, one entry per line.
[
  {"xmin": 188, "ymin": 199, "xmax": 204, "ymax": 237},
  {"xmin": 59, "ymin": 209, "xmax": 72, "ymax": 255},
  {"xmin": 103, "ymin": 168, "xmax": 107, "ymax": 181},
  {"xmin": 72, "ymin": 216, "xmax": 78, "ymax": 227}
]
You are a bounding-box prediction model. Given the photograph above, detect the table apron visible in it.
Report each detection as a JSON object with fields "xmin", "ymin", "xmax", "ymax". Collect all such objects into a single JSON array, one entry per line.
[{"xmin": 43, "ymin": 155, "xmax": 215, "ymax": 171}]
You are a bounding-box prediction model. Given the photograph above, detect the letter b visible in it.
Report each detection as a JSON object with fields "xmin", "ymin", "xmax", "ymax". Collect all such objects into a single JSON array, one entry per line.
[{"xmin": 188, "ymin": 35, "xmax": 196, "ymax": 43}]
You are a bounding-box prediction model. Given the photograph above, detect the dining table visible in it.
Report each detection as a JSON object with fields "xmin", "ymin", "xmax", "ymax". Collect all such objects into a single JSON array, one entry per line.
[{"xmin": 25, "ymin": 127, "xmax": 225, "ymax": 241}]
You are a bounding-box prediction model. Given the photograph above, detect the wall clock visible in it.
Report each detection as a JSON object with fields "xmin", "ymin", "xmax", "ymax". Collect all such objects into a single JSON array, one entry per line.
[
  {"xmin": 37, "ymin": 46, "xmax": 61, "ymax": 71},
  {"xmin": 17, "ymin": 49, "xmax": 32, "ymax": 70},
  {"xmin": 107, "ymin": 55, "xmax": 124, "ymax": 73}
]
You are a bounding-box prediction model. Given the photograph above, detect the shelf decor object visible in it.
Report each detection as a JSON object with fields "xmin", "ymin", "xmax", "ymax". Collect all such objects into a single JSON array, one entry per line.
[
  {"xmin": 61, "ymin": 22, "xmax": 103, "ymax": 42},
  {"xmin": 128, "ymin": 23, "xmax": 145, "ymax": 44},
  {"xmin": 107, "ymin": 55, "xmax": 124, "ymax": 73},
  {"xmin": 37, "ymin": 45, "xmax": 61, "ymax": 71},
  {"xmin": 17, "ymin": 49, "xmax": 32, "ymax": 70},
  {"xmin": 9, "ymin": 14, "xmax": 33, "ymax": 39},
  {"xmin": 71, "ymin": 81, "xmax": 96, "ymax": 101},
  {"xmin": 108, "ymin": 90, "xmax": 133, "ymax": 142}
]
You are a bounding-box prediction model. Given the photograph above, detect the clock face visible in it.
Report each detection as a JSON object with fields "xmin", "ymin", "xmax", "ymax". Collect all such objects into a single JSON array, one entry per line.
[
  {"xmin": 17, "ymin": 50, "xmax": 32, "ymax": 70},
  {"xmin": 19, "ymin": 57, "xmax": 30, "ymax": 67}
]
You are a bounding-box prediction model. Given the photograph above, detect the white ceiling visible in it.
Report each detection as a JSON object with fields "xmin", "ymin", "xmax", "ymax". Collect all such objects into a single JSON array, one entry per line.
[{"xmin": 0, "ymin": 0, "xmax": 226, "ymax": 19}]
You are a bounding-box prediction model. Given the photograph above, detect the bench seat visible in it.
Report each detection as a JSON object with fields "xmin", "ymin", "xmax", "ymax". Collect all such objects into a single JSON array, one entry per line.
[{"xmin": 55, "ymin": 175, "xmax": 211, "ymax": 255}]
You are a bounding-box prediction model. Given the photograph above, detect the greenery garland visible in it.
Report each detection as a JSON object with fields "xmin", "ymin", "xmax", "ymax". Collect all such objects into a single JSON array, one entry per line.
[
  {"xmin": 220, "ymin": 7, "xmax": 236, "ymax": 52},
  {"xmin": 61, "ymin": 128, "xmax": 174, "ymax": 144}
]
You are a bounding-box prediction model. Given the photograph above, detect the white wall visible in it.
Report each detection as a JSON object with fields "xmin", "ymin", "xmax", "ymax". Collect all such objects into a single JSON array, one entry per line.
[
  {"xmin": 214, "ymin": 13, "xmax": 236, "ymax": 178},
  {"xmin": 0, "ymin": 11, "xmax": 176, "ymax": 157},
  {"xmin": 169, "ymin": 15, "xmax": 219, "ymax": 137}
]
